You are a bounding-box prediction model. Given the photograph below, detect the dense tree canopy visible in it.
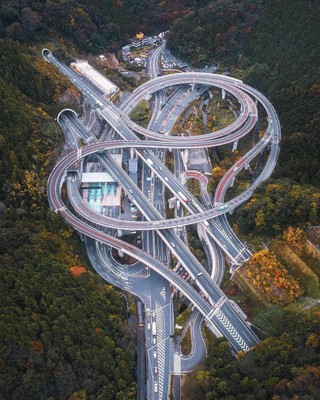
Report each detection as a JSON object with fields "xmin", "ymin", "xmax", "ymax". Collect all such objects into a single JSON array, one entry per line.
[
  {"xmin": 235, "ymin": 179, "xmax": 320, "ymax": 235},
  {"xmin": 0, "ymin": 211, "xmax": 136, "ymax": 399},
  {"xmin": 0, "ymin": 38, "xmax": 135, "ymax": 399},
  {"xmin": 183, "ymin": 306, "xmax": 320, "ymax": 400},
  {"xmin": 0, "ymin": 0, "xmax": 213, "ymax": 52},
  {"xmin": 168, "ymin": 0, "xmax": 320, "ymax": 187},
  {"xmin": 1, "ymin": 0, "xmax": 320, "ymax": 398},
  {"xmin": 167, "ymin": 0, "xmax": 262, "ymax": 66}
]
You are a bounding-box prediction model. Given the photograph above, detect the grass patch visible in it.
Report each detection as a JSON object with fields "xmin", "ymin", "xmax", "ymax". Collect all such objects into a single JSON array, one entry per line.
[
  {"xmin": 300, "ymin": 241, "xmax": 320, "ymax": 278},
  {"xmin": 180, "ymin": 326, "xmax": 192, "ymax": 356},
  {"xmin": 129, "ymin": 99, "xmax": 151, "ymax": 128},
  {"xmin": 176, "ymin": 305, "xmax": 192, "ymax": 327},
  {"xmin": 271, "ymin": 241, "xmax": 320, "ymax": 297},
  {"xmin": 187, "ymin": 178, "xmax": 201, "ymax": 200}
]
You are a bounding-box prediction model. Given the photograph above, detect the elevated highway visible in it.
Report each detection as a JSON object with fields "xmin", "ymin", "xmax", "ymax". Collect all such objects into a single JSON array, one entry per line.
[{"xmin": 44, "ymin": 48, "xmax": 280, "ymax": 360}]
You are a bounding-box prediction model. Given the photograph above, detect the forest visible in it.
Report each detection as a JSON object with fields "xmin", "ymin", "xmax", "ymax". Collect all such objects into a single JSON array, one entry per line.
[
  {"xmin": 168, "ymin": 1, "xmax": 320, "ymax": 398},
  {"xmin": 168, "ymin": 0, "xmax": 320, "ymax": 187},
  {"xmin": 0, "ymin": 39, "xmax": 136, "ymax": 399},
  {"xmin": 0, "ymin": 2, "xmax": 210, "ymax": 397},
  {"xmin": 0, "ymin": 0, "xmax": 212, "ymax": 52},
  {"xmin": 0, "ymin": 0, "xmax": 320, "ymax": 399}
]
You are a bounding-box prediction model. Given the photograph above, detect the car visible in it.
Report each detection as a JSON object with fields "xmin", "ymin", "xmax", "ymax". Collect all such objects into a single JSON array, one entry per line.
[
  {"xmin": 170, "ymin": 242, "xmax": 176, "ymax": 248},
  {"xmin": 218, "ymin": 204, "xmax": 229, "ymax": 210},
  {"xmin": 153, "ymin": 351, "xmax": 157, "ymax": 358},
  {"xmin": 154, "ymin": 367, "xmax": 158, "ymax": 374},
  {"xmin": 147, "ymin": 323, "xmax": 151, "ymax": 330},
  {"xmin": 164, "ymin": 177, "xmax": 168, "ymax": 181}
]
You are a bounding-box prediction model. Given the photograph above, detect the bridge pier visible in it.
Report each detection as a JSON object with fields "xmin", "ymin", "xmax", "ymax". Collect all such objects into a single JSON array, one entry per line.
[
  {"xmin": 205, "ymin": 319, "xmax": 223, "ymax": 338},
  {"xmin": 222, "ymin": 89, "xmax": 226, "ymax": 100},
  {"xmin": 79, "ymin": 158, "xmax": 84, "ymax": 177},
  {"xmin": 229, "ymin": 263, "xmax": 241, "ymax": 276},
  {"xmin": 229, "ymin": 176, "xmax": 235, "ymax": 188},
  {"xmin": 244, "ymin": 160, "xmax": 250, "ymax": 170},
  {"xmin": 232, "ymin": 140, "xmax": 238, "ymax": 152},
  {"xmin": 181, "ymin": 149, "xmax": 189, "ymax": 165}
]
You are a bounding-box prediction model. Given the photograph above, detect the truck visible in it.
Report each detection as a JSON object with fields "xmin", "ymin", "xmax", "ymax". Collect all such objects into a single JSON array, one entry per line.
[
  {"xmin": 152, "ymin": 321, "xmax": 157, "ymax": 336},
  {"xmin": 137, "ymin": 301, "xmax": 144, "ymax": 327},
  {"xmin": 178, "ymin": 191, "xmax": 188, "ymax": 203}
]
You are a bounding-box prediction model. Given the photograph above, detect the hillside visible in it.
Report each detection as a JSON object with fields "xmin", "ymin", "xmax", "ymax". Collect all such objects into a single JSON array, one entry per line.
[
  {"xmin": 168, "ymin": 0, "xmax": 320, "ymax": 187},
  {"xmin": 0, "ymin": 39, "xmax": 136, "ymax": 399},
  {"xmin": 0, "ymin": 0, "xmax": 320, "ymax": 398},
  {"xmin": 0, "ymin": 2, "xmax": 219, "ymax": 397},
  {"xmin": 167, "ymin": 1, "xmax": 320, "ymax": 398},
  {"xmin": 0, "ymin": 0, "xmax": 212, "ymax": 52}
]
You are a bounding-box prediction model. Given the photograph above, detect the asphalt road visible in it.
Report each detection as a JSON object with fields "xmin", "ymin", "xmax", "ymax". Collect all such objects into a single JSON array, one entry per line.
[{"xmin": 43, "ymin": 47, "xmax": 281, "ymax": 399}]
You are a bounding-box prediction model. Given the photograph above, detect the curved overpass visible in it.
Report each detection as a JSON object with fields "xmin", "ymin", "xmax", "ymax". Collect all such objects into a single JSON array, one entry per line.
[{"xmin": 45, "ymin": 49, "xmax": 281, "ymax": 353}]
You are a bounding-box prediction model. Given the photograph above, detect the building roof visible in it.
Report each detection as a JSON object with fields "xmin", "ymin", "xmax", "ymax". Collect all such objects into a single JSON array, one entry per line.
[
  {"xmin": 71, "ymin": 60, "xmax": 118, "ymax": 97},
  {"xmin": 81, "ymin": 172, "xmax": 115, "ymax": 183}
]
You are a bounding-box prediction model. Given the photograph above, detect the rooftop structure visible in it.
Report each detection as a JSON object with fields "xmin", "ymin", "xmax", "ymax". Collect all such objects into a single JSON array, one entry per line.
[
  {"xmin": 71, "ymin": 60, "xmax": 119, "ymax": 97},
  {"xmin": 81, "ymin": 172, "xmax": 115, "ymax": 183}
]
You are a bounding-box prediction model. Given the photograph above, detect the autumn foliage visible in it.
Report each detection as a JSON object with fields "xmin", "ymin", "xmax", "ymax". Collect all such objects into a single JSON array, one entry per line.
[
  {"xmin": 69, "ymin": 265, "xmax": 87, "ymax": 277},
  {"xmin": 242, "ymin": 249, "xmax": 304, "ymax": 304},
  {"xmin": 283, "ymin": 226, "xmax": 305, "ymax": 254}
]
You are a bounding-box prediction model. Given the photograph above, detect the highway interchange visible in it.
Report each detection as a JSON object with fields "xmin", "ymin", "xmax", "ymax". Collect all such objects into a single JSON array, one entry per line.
[{"xmin": 43, "ymin": 44, "xmax": 280, "ymax": 400}]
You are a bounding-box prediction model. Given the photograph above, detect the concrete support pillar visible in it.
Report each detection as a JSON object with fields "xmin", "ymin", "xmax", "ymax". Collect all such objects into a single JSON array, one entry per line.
[
  {"xmin": 245, "ymin": 161, "xmax": 250, "ymax": 170},
  {"xmin": 130, "ymin": 148, "xmax": 134, "ymax": 159},
  {"xmin": 232, "ymin": 140, "xmax": 238, "ymax": 152},
  {"xmin": 181, "ymin": 149, "xmax": 189, "ymax": 164},
  {"xmin": 179, "ymin": 173, "xmax": 187, "ymax": 185},
  {"xmin": 222, "ymin": 89, "xmax": 226, "ymax": 100},
  {"xmin": 190, "ymin": 83, "xmax": 195, "ymax": 91},
  {"xmin": 79, "ymin": 158, "xmax": 84, "ymax": 177}
]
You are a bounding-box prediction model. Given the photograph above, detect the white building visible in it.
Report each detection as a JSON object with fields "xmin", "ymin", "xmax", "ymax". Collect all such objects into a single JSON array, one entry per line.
[{"xmin": 71, "ymin": 60, "xmax": 119, "ymax": 97}]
